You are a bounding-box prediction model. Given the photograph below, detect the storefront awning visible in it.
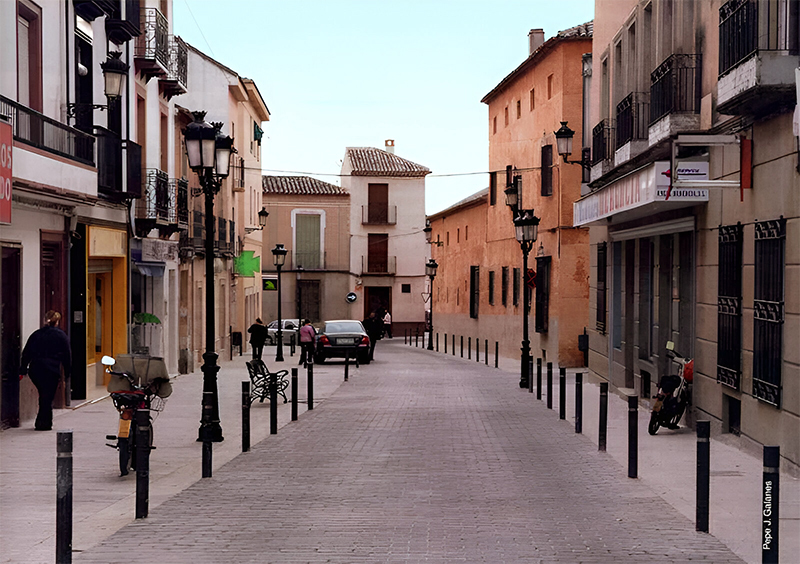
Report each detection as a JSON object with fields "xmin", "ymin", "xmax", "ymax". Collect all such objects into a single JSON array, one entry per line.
[
  {"xmin": 574, "ymin": 161, "xmax": 709, "ymax": 227},
  {"xmin": 134, "ymin": 261, "xmax": 165, "ymax": 277}
]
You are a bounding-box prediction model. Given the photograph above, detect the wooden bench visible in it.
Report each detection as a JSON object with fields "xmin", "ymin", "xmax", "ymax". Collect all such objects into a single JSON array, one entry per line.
[{"xmin": 245, "ymin": 360, "xmax": 289, "ymax": 405}]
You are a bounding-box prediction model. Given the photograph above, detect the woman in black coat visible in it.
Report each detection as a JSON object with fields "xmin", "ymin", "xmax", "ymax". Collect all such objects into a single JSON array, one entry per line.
[
  {"xmin": 19, "ymin": 311, "xmax": 72, "ymax": 431},
  {"xmin": 247, "ymin": 318, "xmax": 268, "ymax": 360}
]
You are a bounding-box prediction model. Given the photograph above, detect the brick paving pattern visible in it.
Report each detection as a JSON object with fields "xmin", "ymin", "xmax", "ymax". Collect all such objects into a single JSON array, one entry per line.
[{"xmin": 76, "ymin": 343, "xmax": 744, "ymax": 563}]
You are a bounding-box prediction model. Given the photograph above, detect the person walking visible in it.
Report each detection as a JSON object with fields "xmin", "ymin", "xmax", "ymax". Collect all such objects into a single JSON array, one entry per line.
[
  {"xmin": 247, "ymin": 318, "xmax": 268, "ymax": 360},
  {"xmin": 298, "ymin": 319, "xmax": 316, "ymax": 367},
  {"xmin": 363, "ymin": 312, "xmax": 383, "ymax": 361},
  {"xmin": 19, "ymin": 311, "xmax": 72, "ymax": 431},
  {"xmin": 382, "ymin": 310, "xmax": 392, "ymax": 339}
]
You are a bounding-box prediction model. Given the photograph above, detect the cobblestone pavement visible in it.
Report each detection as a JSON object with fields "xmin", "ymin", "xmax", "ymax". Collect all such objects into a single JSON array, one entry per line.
[{"xmin": 75, "ymin": 341, "xmax": 745, "ymax": 563}]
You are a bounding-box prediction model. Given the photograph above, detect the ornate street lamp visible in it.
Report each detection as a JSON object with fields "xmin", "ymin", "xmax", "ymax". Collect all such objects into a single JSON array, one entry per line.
[
  {"xmin": 554, "ymin": 121, "xmax": 591, "ymax": 171},
  {"xmin": 67, "ymin": 52, "xmax": 130, "ymax": 119},
  {"xmin": 182, "ymin": 111, "xmax": 233, "ymax": 477},
  {"xmin": 425, "ymin": 258, "xmax": 438, "ymax": 350},
  {"xmin": 245, "ymin": 207, "xmax": 269, "ymax": 234},
  {"xmin": 514, "ymin": 209, "xmax": 540, "ymax": 388},
  {"xmin": 272, "ymin": 244, "xmax": 288, "ymax": 362}
]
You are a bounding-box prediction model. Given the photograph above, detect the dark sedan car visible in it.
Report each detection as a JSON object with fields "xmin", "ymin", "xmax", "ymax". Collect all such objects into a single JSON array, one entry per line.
[{"xmin": 314, "ymin": 320, "xmax": 371, "ymax": 364}]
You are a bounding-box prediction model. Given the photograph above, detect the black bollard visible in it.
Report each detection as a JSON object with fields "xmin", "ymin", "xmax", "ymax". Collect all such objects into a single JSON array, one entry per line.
[
  {"xmin": 495, "ymin": 342, "xmax": 499, "ymax": 368},
  {"xmin": 344, "ymin": 352, "xmax": 350, "ymax": 382},
  {"xmin": 270, "ymin": 375, "xmax": 278, "ymax": 435},
  {"xmin": 445, "ymin": 333, "xmax": 448, "ymax": 354},
  {"xmin": 291, "ymin": 368, "xmax": 298, "ymax": 422},
  {"xmin": 575, "ymin": 373, "xmax": 583, "ymax": 433},
  {"xmin": 696, "ymin": 421, "xmax": 710, "ymax": 533},
  {"xmin": 627, "ymin": 394, "xmax": 638, "ymax": 479},
  {"xmin": 135, "ymin": 409, "xmax": 151, "ymax": 518},
  {"xmin": 436, "ymin": 333, "xmax": 439, "ymax": 352},
  {"xmin": 404, "ymin": 329, "xmax": 407, "ymax": 345},
  {"xmin": 528, "ymin": 361, "xmax": 534, "ymax": 393},
  {"xmin": 415, "ymin": 330, "xmax": 419, "ymax": 347},
  {"xmin": 452, "ymin": 334, "xmax": 455, "ymax": 355},
  {"xmin": 485, "ymin": 340, "xmax": 488, "ymax": 366},
  {"xmin": 762, "ymin": 446, "xmax": 780, "ymax": 563},
  {"xmin": 460, "ymin": 336, "xmax": 464, "ymax": 357},
  {"xmin": 536, "ymin": 358, "xmax": 542, "ymax": 400},
  {"xmin": 242, "ymin": 381, "xmax": 250, "ymax": 452},
  {"xmin": 290, "ymin": 334, "xmax": 296, "ymax": 356},
  {"xmin": 475, "ymin": 337, "xmax": 479, "ymax": 362},
  {"xmin": 307, "ymin": 361, "xmax": 314, "ymax": 410},
  {"xmin": 599, "ymin": 382, "xmax": 608, "ymax": 452},
  {"xmin": 56, "ymin": 431, "xmax": 72, "ymax": 564},
  {"xmin": 546, "ymin": 362, "xmax": 553, "ymax": 409},
  {"xmin": 468, "ymin": 337, "xmax": 471, "ymax": 359},
  {"xmin": 559, "ymin": 367, "xmax": 566, "ymax": 420}
]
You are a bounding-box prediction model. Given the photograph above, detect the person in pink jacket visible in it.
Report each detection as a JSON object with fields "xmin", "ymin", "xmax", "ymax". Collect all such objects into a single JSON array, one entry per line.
[{"xmin": 298, "ymin": 319, "xmax": 316, "ymax": 367}]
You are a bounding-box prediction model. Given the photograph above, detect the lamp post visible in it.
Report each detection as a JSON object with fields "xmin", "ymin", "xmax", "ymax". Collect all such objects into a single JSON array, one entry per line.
[
  {"xmin": 425, "ymin": 258, "xmax": 438, "ymax": 350},
  {"xmin": 66, "ymin": 51, "xmax": 129, "ymax": 120},
  {"xmin": 245, "ymin": 207, "xmax": 269, "ymax": 234},
  {"xmin": 182, "ymin": 111, "xmax": 233, "ymax": 470},
  {"xmin": 554, "ymin": 121, "xmax": 592, "ymax": 172},
  {"xmin": 514, "ymin": 209, "xmax": 540, "ymax": 388},
  {"xmin": 272, "ymin": 244, "xmax": 288, "ymax": 362}
]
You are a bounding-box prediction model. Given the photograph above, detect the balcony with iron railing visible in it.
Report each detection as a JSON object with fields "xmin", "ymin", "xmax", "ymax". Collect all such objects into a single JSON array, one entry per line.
[
  {"xmin": 649, "ymin": 54, "xmax": 701, "ymax": 144},
  {"xmin": 94, "ymin": 126, "xmax": 142, "ymax": 201},
  {"xmin": 134, "ymin": 169, "xmax": 169, "ymax": 236},
  {"xmin": 614, "ymin": 92, "xmax": 650, "ymax": 166},
  {"xmin": 294, "ymin": 250, "xmax": 325, "ymax": 270},
  {"xmin": 105, "ymin": 0, "xmax": 141, "ymax": 44},
  {"xmin": 590, "ymin": 119, "xmax": 614, "ymax": 182},
  {"xmin": 160, "ymin": 35, "xmax": 188, "ymax": 99},
  {"xmin": 718, "ymin": 0, "xmax": 799, "ymax": 115},
  {"xmin": 191, "ymin": 210, "xmax": 205, "ymax": 253},
  {"xmin": 361, "ymin": 204, "xmax": 397, "ymax": 225},
  {"xmin": 0, "ymin": 94, "xmax": 95, "ymax": 167},
  {"xmin": 134, "ymin": 6, "xmax": 169, "ymax": 81},
  {"xmin": 361, "ymin": 255, "xmax": 396, "ymax": 276},
  {"xmin": 175, "ymin": 178, "xmax": 189, "ymax": 228}
]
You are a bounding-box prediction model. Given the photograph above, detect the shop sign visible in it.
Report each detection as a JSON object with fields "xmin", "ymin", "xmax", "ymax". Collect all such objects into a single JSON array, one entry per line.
[
  {"xmin": 0, "ymin": 120, "xmax": 12, "ymax": 225},
  {"xmin": 574, "ymin": 161, "xmax": 709, "ymax": 226}
]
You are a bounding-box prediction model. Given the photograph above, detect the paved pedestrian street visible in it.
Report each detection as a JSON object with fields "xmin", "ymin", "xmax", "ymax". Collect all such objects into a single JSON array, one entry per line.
[{"xmin": 74, "ymin": 341, "xmax": 744, "ymax": 564}]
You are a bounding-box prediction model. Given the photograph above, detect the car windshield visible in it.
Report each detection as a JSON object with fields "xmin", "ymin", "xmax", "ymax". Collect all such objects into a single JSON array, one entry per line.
[{"xmin": 325, "ymin": 321, "xmax": 363, "ymax": 334}]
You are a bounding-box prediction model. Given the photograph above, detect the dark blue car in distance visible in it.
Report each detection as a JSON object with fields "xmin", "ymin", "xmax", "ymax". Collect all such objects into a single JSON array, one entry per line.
[{"xmin": 314, "ymin": 320, "xmax": 371, "ymax": 365}]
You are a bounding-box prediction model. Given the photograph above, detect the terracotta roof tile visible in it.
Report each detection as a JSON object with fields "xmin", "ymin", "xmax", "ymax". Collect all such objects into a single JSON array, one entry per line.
[
  {"xmin": 346, "ymin": 147, "xmax": 431, "ymax": 177},
  {"xmin": 262, "ymin": 176, "xmax": 348, "ymax": 196}
]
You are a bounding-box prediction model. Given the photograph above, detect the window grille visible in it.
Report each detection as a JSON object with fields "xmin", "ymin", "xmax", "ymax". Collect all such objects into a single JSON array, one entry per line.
[
  {"xmin": 717, "ymin": 224, "xmax": 743, "ymax": 389},
  {"xmin": 752, "ymin": 218, "xmax": 785, "ymax": 406}
]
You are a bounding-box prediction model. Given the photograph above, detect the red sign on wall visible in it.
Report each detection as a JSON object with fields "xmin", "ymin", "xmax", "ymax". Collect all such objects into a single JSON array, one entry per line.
[{"xmin": 0, "ymin": 120, "xmax": 12, "ymax": 225}]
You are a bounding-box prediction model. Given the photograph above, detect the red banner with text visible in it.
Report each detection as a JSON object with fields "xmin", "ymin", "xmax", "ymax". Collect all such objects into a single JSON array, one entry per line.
[{"xmin": 0, "ymin": 120, "xmax": 12, "ymax": 224}]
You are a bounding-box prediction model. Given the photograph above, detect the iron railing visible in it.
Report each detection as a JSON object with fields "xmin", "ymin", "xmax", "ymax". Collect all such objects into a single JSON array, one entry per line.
[
  {"xmin": 362, "ymin": 255, "xmax": 396, "ymax": 275},
  {"xmin": 650, "ymin": 54, "xmax": 702, "ymax": 124},
  {"xmin": 175, "ymin": 178, "xmax": 189, "ymax": 226},
  {"xmin": 361, "ymin": 204, "xmax": 397, "ymax": 224},
  {"xmin": 615, "ymin": 92, "xmax": 650, "ymax": 149},
  {"xmin": 717, "ymin": 224, "xmax": 743, "ymax": 389},
  {"xmin": 216, "ymin": 216, "xmax": 229, "ymax": 254},
  {"xmin": 752, "ymin": 218, "xmax": 785, "ymax": 406},
  {"xmin": 135, "ymin": 6, "xmax": 169, "ymax": 69},
  {"xmin": 139, "ymin": 169, "xmax": 169, "ymax": 221},
  {"xmin": 191, "ymin": 210, "xmax": 205, "ymax": 252},
  {"xmin": 591, "ymin": 119, "xmax": 614, "ymax": 165},
  {"xmin": 166, "ymin": 36, "xmax": 188, "ymax": 88},
  {"xmin": 720, "ymin": 0, "xmax": 798, "ymax": 76},
  {"xmin": 94, "ymin": 126, "xmax": 122, "ymax": 195},
  {"xmin": 295, "ymin": 250, "xmax": 323, "ymax": 270},
  {"xmin": 0, "ymin": 95, "xmax": 94, "ymax": 166}
]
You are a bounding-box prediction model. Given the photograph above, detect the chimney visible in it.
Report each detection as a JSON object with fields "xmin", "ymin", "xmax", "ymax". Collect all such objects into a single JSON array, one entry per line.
[
  {"xmin": 385, "ymin": 139, "xmax": 395, "ymax": 154},
  {"xmin": 529, "ymin": 29, "xmax": 545, "ymax": 55}
]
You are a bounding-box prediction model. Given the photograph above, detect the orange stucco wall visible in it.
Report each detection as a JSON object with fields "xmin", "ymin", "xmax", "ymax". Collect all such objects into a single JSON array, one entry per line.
[{"xmin": 430, "ymin": 34, "xmax": 591, "ymax": 368}]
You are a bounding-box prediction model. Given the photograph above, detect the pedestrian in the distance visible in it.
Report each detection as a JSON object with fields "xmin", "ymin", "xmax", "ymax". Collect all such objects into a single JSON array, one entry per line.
[
  {"xmin": 382, "ymin": 310, "xmax": 392, "ymax": 339},
  {"xmin": 363, "ymin": 312, "xmax": 383, "ymax": 361},
  {"xmin": 19, "ymin": 310, "xmax": 72, "ymax": 431},
  {"xmin": 247, "ymin": 318, "xmax": 268, "ymax": 360},
  {"xmin": 298, "ymin": 319, "xmax": 316, "ymax": 367}
]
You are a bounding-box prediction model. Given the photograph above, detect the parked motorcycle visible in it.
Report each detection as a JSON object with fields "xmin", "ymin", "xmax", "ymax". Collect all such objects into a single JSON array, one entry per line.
[
  {"xmin": 103, "ymin": 355, "xmax": 171, "ymax": 476},
  {"xmin": 648, "ymin": 341, "xmax": 693, "ymax": 435}
]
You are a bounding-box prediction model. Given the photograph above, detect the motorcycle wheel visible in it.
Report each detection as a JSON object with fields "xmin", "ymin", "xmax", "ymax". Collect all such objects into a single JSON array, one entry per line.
[
  {"xmin": 118, "ymin": 436, "xmax": 132, "ymax": 476},
  {"xmin": 648, "ymin": 412, "xmax": 660, "ymax": 435}
]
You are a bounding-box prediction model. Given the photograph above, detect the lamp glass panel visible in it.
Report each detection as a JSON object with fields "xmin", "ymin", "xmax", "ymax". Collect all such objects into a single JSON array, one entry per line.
[
  {"xmin": 556, "ymin": 134, "xmax": 573, "ymax": 157},
  {"xmin": 104, "ymin": 72, "xmax": 125, "ymax": 99},
  {"xmin": 201, "ymin": 138, "xmax": 216, "ymax": 169},
  {"xmin": 185, "ymin": 139, "xmax": 202, "ymax": 170},
  {"xmin": 215, "ymin": 147, "xmax": 231, "ymax": 178}
]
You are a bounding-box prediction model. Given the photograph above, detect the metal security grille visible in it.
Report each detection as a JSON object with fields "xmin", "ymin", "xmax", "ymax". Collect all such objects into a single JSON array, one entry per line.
[
  {"xmin": 717, "ymin": 224, "xmax": 743, "ymax": 389},
  {"xmin": 596, "ymin": 243, "xmax": 607, "ymax": 333},
  {"xmin": 752, "ymin": 218, "xmax": 785, "ymax": 406}
]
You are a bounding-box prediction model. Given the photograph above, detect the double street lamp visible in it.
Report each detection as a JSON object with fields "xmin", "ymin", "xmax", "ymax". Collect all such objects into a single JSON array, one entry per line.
[
  {"xmin": 272, "ymin": 244, "xmax": 288, "ymax": 362},
  {"xmin": 182, "ymin": 111, "xmax": 233, "ymax": 476},
  {"xmin": 504, "ymin": 171, "xmax": 540, "ymax": 388},
  {"xmin": 66, "ymin": 51, "xmax": 129, "ymax": 120},
  {"xmin": 425, "ymin": 258, "xmax": 438, "ymax": 350}
]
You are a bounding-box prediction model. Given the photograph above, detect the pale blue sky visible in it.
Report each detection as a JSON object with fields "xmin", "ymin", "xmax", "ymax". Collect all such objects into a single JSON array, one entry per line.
[{"xmin": 173, "ymin": 0, "xmax": 595, "ymax": 214}]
